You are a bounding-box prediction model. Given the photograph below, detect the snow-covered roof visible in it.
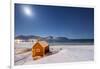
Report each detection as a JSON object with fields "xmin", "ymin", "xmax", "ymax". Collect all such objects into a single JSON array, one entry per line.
[
  {"xmin": 38, "ymin": 41, "xmax": 48, "ymax": 47},
  {"xmin": 33, "ymin": 41, "xmax": 49, "ymax": 47}
]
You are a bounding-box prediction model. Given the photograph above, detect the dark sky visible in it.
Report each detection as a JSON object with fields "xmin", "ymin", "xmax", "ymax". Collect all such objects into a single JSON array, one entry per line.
[{"xmin": 15, "ymin": 3, "xmax": 94, "ymax": 39}]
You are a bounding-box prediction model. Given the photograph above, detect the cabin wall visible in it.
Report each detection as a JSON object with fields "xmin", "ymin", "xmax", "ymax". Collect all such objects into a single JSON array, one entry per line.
[
  {"xmin": 45, "ymin": 46, "xmax": 49, "ymax": 54},
  {"xmin": 32, "ymin": 43, "xmax": 43, "ymax": 57}
]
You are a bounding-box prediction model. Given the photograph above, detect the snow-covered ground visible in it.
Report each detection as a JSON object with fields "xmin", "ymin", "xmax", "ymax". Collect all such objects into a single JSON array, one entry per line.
[{"xmin": 14, "ymin": 42, "xmax": 94, "ymax": 65}]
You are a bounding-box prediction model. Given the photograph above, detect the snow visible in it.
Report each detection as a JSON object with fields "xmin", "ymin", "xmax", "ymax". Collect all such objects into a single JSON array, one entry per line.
[{"xmin": 14, "ymin": 42, "xmax": 94, "ymax": 65}]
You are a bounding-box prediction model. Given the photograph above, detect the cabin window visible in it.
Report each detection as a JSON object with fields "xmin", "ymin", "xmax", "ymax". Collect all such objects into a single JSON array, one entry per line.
[{"xmin": 36, "ymin": 49, "xmax": 40, "ymax": 52}]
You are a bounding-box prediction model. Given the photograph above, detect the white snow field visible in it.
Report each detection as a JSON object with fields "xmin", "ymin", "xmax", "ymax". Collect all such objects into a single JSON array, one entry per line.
[{"xmin": 14, "ymin": 42, "xmax": 94, "ymax": 65}]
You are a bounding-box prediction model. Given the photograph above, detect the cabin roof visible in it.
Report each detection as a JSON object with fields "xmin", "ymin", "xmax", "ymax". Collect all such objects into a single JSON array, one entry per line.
[{"xmin": 33, "ymin": 41, "xmax": 48, "ymax": 47}]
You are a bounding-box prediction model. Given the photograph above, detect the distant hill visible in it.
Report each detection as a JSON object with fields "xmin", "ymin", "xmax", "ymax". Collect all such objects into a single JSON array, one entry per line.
[
  {"xmin": 15, "ymin": 35, "xmax": 94, "ymax": 44},
  {"xmin": 15, "ymin": 35, "xmax": 41, "ymax": 40},
  {"xmin": 15, "ymin": 35, "xmax": 69, "ymax": 42}
]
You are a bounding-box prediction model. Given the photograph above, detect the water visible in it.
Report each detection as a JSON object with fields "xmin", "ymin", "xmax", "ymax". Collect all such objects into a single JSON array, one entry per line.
[
  {"xmin": 49, "ymin": 42, "xmax": 94, "ymax": 46},
  {"xmin": 15, "ymin": 41, "xmax": 94, "ymax": 49}
]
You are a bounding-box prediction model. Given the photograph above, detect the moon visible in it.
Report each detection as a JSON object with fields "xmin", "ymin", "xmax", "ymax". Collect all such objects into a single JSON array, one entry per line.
[{"xmin": 22, "ymin": 5, "xmax": 34, "ymax": 17}]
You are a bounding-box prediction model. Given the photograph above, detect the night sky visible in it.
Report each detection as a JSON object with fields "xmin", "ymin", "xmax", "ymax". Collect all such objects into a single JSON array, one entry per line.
[{"xmin": 15, "ymin": 3, "xmax": 94, "ymax": 39}]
